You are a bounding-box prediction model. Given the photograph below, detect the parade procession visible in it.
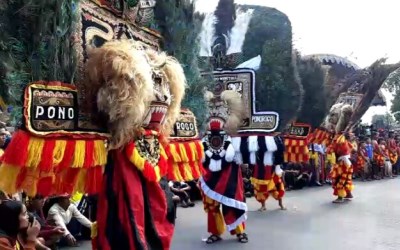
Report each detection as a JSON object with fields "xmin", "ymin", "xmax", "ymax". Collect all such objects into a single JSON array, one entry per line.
[{"xmin": 0, "ymin": 0, "xmax": 400, "ymax": 250}]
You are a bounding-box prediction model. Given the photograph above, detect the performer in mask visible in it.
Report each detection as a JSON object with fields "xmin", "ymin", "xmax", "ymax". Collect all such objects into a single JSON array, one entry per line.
[
  {"xmin": 330, "ymin": 133, "xmax": 354, "ymax": 203},
  {"xmin": 199, "ymin": 90, "xmax": 249, "ymax": 244},
  {"xmin": 86, "ymin": 40, "xmax": 186, "ymax": 250}
]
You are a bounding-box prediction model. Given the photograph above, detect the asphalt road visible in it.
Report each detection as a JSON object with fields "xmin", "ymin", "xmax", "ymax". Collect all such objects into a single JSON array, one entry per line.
[{"xmin": 68, "ymin": 178, "xmax": 400, "ymax": 250}]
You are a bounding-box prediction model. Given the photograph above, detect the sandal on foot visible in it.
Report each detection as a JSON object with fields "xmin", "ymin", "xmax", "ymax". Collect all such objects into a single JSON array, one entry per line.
[
  {"xmin": 206, "ymin": 235, "xmax": 222, "ymax": 244},
  {"xmin": 181, "ymin": 201, "xmax": 188, "ymax": 208},
  {"xmin": 237, "ymin": 233, "xmax": 248, "ymax": 243},
  {"xmin": 345, "ymin": 193, "xmax": 353, "ymax": 199},
  {"xmin": 332, "ymin": 198, "xmax": 344, "ymax": 203}
]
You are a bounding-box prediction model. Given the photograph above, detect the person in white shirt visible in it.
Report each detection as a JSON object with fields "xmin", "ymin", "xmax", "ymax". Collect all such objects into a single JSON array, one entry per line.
[{"xmin": 46, "ymin": 194, "xmax": 92, "ymax": 247}]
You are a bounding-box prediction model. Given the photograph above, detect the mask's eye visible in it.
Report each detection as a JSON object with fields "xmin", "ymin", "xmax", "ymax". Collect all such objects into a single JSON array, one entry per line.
[{"xmin": 154, "ymin": 76, "xmax": 162, "ymax": 85}]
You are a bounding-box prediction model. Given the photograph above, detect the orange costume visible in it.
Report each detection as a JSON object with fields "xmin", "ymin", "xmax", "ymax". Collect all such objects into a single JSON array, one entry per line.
[
  {"xmin": 355, "ymin": 147, "xmax": 368, "ymax": 173},
  {"xmin": 373, "ymin": 140, "xmax": 384, "ymax": 167},
  {"xmin": 330, "ymin": 135, "xmax": 354, "ymax": 201},
  {"xmin": 388, "ymin": 138, "xmax": 398, "ymax": 164}
]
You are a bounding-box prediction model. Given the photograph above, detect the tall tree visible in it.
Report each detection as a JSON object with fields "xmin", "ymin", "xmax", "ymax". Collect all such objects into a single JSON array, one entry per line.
[
  {"xmin": 214, "ymin": 0, "xmax": 236, "ymax": 37},
  {"xmin": 154, "ymin": 0, "xmax": 212, "ymax": 128},
  {"xmin": 211, "ymin": 0, "xmax": 236, "ymax": 68},
  {"xmin": 0, "ymin": 0, "xmax": 78, "ymax": 125},
  {"xmin": 391, "ymin": 89, "xmax": 400, "ymax": 122},
  {"xmin": 371, "ymin": 113, "xmax": 394, "ymax": 129},
  {"xmin": 296, "ymin": 56, "xmax": 329, "ymax": 128},
  {"xmin": 383, "ymin": 67, "xmax": 400, "ymax": 92},
  {"xmin": 240, "ymin": 5, "xmax": 303, "ymax": 129}
]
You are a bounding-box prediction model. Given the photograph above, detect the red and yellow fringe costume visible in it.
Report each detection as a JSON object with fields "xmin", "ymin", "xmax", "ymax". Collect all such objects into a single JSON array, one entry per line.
[
  {"xmin": 165, "ymin": 140, "xmax": 204, "ymax": 181},
  {"xmin": 0, "ymin": 130, "xmax": 107, "ymax": 197}
]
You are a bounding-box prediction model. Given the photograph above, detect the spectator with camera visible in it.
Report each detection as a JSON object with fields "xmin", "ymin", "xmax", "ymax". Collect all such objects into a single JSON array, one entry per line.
[{"xmin": 0, "ymin": 199, "xmax": 41, "ymax": 250}]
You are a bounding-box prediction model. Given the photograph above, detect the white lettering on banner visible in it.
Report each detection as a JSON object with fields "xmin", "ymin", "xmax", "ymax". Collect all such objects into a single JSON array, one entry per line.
[
  {"xmin": 252, "ymin": 116, "xmax": 274, "ymax": 123},
  {"xmin": 68, "ymin": 108, "xmax": 74, "ymax": 119},
  {"xmin": 35, "ymin": 106, "xmax": 44, "ymax": 119},
  {"xmin": 176, "ymin": 122, "xmax": 195, "ymax": 131},
  {"xmin": 48, "ymin": 107, "xmax": 56, "ymax": 119},
  {"xmin": 290, "ymin": 127, "xmax": 305, "ymax": 136},
  {"xmin": 34, "ymin": 105, "xmax": 75, "ymax": 120},
  {"xmin": 216, "ymin": 76, "xmax": 237, "ymax": 81},
  {"xmin": 58, "ymin": 107, "xmax": 65, "ymax": 119}
]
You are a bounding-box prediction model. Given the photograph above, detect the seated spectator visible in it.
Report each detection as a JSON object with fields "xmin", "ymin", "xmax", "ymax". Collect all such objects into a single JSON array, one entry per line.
[
  {"xmin": 0, "ymin": 199, "xmax": 41, "ymax": 250},
  {"xmin": 168, "ymin": 181, "xmax": 195, "ymax": 208},
  {"xmin": 26, "ymin": 195, "xmax": 64, "ymax": 249},
  {"xmin": 46, "ymin": 194, "xmax": 92, "ymax": 247},
  {"xmin": 284, "ymin": 163, "xmax": 311, "ymax": 190},
  {"xmin": 186, "ymin": 180, "xmax": 202, "ymax": 201}
]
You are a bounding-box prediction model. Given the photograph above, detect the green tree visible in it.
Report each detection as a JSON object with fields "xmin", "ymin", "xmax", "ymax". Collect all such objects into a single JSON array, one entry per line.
[
  {"xmin": 214, "ymin": 0, "xmax": 236, "ymax": 37},
  {"xmin": 154, "ymin": 0, "xmax": 212, "ymax": 127},
  {"xmin": 296, "ymin": 56, "xmax": 328, "ymax": 128},
  {"xmin": 372, "ymin": 113, "xmax": 395, "ymax": 129},
  {"xmin": 240, "ymin": 5, "xmax": 302, "ymax": 128},
  {"xmin": 391, "ymin": 89, "xmax": 400, "ymax": 122},
  {"xmin": 383, "ymin": 67, "xmax": 400, "ymax": 92},
  {"xmin": 213, "ymin": 0, "xmax": 236, "ymax": 56},
  {"xmin": 0, "ymin": 0, "xmax": 79, "ymax": 125}
]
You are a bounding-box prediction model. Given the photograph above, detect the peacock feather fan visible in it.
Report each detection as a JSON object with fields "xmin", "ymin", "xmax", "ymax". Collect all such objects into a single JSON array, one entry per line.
[{"xmin": 0, "ymin": 0, "xmax": 79, "ymax": 125}]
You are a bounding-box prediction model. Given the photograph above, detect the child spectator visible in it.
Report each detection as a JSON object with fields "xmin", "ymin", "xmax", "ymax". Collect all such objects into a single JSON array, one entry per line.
[{"xmin": 168, "ymin": 181, "xmax": 195, "ymax": 208}]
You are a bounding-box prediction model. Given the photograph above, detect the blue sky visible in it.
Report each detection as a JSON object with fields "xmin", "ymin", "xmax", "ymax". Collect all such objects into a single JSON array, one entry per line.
[{"xmin": 196, "ymin": 0, "xmax": 400, "ymax": 123}]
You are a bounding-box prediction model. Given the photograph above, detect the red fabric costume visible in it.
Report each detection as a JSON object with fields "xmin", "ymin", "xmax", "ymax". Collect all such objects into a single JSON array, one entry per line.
[
  {"xmin": 96, "ymin": 138, "xmax": 175, "ymax": 250},
  {"xmin": 200, "ymin": 135, "xmax": 247, "ymax": 235}
]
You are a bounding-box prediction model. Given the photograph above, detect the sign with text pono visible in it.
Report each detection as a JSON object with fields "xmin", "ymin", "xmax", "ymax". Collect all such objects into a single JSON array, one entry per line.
[
  {"xmin": 24, "ymin": 82, "xmax": 82, "ymax": 137},
  {"xmin": 204, "ymin": 69, "xmax": 279, "ymax": 133},
  {"xmin": 170, "ymin": 109, "xmax": 199, "ymax": 141}
]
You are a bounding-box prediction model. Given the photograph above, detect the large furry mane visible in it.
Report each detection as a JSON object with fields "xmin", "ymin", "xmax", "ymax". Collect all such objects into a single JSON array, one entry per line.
[
  {"xmin": 144, "ymin": 49, "xmax": 186, "ymax": 137},
  {"xmin": 221, "ymin": 90, "xmax": 244, "ymax": 134},
  {"xmin": 85, "ymin": 39, "xmax": 186, "ymax": 149}
]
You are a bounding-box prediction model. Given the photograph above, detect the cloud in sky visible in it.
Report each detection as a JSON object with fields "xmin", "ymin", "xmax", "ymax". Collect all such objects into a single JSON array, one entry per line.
[{"xmin": 196, "ymin": 0, "xmax": 400, "ymax": 123}]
